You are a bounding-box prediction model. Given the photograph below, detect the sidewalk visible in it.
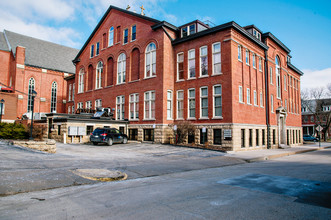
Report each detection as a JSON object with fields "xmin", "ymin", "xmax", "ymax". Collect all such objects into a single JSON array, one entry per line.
[{"xmin": 225, "ymin": 142, "xmax": 331, "ymax": 163}]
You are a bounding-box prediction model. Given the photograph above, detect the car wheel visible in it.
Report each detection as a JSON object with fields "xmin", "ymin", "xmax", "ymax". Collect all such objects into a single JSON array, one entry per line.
[
  {"xmin": 122, "ymin": 137, "xmax": 128, "ymax": 144},
  {"xmin": 92, "ymin": 142, "xmax": 98, "ymax": 145},
  {"xmin": 107, "ymin": 138, "xmax": 113, "ymax": 146}
]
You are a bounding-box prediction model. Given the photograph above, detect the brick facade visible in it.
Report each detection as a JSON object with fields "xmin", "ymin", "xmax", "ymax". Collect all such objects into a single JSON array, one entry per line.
[
  {"xmin": 69, "ymin": 5, "xmax": 303, "ymax": 151},
  {"xmin": 0, "ymin": 30, "xmax": 78, "ymax": 122}
]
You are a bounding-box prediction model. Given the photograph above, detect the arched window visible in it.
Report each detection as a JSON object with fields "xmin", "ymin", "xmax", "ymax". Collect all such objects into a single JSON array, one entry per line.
[
  {"xmin": 275, "ymin": 56, "xmax": 281, "ymax": 98},
  {"xmin": 109, "ymin": 27, "xmax": 114, "ymax": 47},
  {"xmin": 88, "ymin": 65, "xmax": 93, "ymax": 90},
  {"xmin": 145, "ymin": 43, "xmax": 156, "ymax": 78},
  {"xmin": 78, "ymin": 68, "xmax": 84, "ymax": 93},
  {"xmin": 107, "ymin": 57, "xmax": 114, "ymax": 86},
  {"xmin": 27, "ymin": 78, "xmax": 35, "ymax": 112},
  {"xmin": 50, "ymin": 82, "xmax": 57, "ymax": 113},
  {"xmin": 96, "ymin": 61, "xmax": 103, "ymax": 89},
  {"xmin": 117, "ymin": 53, "xmax": 126, "ymax": 84},
  {"xmin": 131, "ymin": 48, "xmax": 140, "ymax": 81}
]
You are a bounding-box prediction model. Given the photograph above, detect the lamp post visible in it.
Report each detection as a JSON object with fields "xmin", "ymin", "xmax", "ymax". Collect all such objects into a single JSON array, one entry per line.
[
  {"xmin": 29, "ymin": 90, "xmax": 37, "ymax": 140},
  {"xmin": 0, "ymin": 99, "xmax": 4, "ymax": 123}
]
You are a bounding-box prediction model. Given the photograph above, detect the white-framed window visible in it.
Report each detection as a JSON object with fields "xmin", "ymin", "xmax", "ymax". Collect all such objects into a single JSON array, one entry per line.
[
  {"xmin": 144, "ymin": 91, "xmax": 155, "ymax": 119},
  {"xmin": 131, "ymin": 25, "xmax": 136, "ymax": 41},
  {"xmin": 117, "ymin": 53, "xmax": 126, "ymax": 84},
  {"xmin": 254, "ymin": 90, "xmax": 257, "ymax": 106},
  {"xmin": 96, "ymin": 61, "xmax": 103, "ymax": 89},
  {"xmin": 0, "ymin": 102, "xmax": 5, "ymax": 115},
  {"xmin": 188, "ymin": 49, "xmax": 195, "ymax": 78},
  {"xmin": 86, "ymin": 101, "xmax": 92, "ymax": 110},
  {"xmin": 200, "ymin": 87, "xmax": 208, "ymax": 118},
  {"xmin": 270, "ymin": 67, "xmax": 273, "ymax": 84},
  {"xmin": 181, "ymin": 24, "xmax": 196, "ymax": 37},
  {"xmin": 129, "ymin": 93, "xmax": 139, "ymax": 120},
  {"xmin": 77, "ymin": 102, "xmax": 83, "ymax": 110},
  {"xmin": 68, "ymin": 84, "xmax": 72, "ymax": 101},
  {"xmin": 285, "ymin": 99, "xmax": 287, "ymax": 111},
  {"xmin": 177, "ymin": 52, "xmax": 184, "ymax": 81},
  {"xmin": 259, "ymin": 57, "xmax": 262, "ymax": 71},
  {"xmin": 109, "ymin": 27, "xmax": 114, "ymax": 47},
  {"xmin": 188, "ymin": 88, "xmax": 195, "ymax": 118},
  {"xmin": 50, "ymin": 81, "xmax": 57, "ymax": 113},
  {"xmin": 145, "ymin": 43, "xmax": 156, "ymax": 78},
  {"xmin": 72, "ymin": 83, "xmax": 75, "ymax": 101},
  {"xmin": 72, "ymin": 105, "xmax": 75, "ymax": 114},
  {"xmin": 245, "ymin": 49, "xmax": 249, "ymax": 65},
  {"xmin": 177, "ymin": 90, "xmax": 184, "ymax": 119},
  {"xmin": 238, "ymin": 45, "xmax": 242, "ymax": 61},
  {"xmin": 239, "ymin": 86, "xmax": 243, "ymax": 103},
  {"xmin": 252, "ymin": 53, "xmax": 256, "ymax": 68},
  {"xmin": 78, "ymin": 69, "xmax": 84, "ymax": 93},
  {"xmin": 68, "ymin": 106, "xmax": 71, "ymax": 114},
  {"xmin": 284, "ymin": 75, "xmax": 287, "ymax": 90},
  {"xmin": 27, "ymin": 78, "xmax": 35, "ymax": 112},
  {"xmin": 123, "ymin": 28, "xmax": 128, "ymax": 44},
  {"xmin": 116, "ymin": 95, "xmax": 125, "ymax": 120},
  {"xmin": 90, "ymin": 45, "xmax": 94, "ymax": 58},
  {"xmin": 212, "ymin": 42, "xmax": 221, "ymax": 75},
  {"xmin": 96, "ymin": 42, "xmax": 100, "ymax": 56},
  {"xmin": 213, "ymin": 85, "xmax": 222, "ymax": 117},
  {"xmin": 167, "ymin": 90, "xmax": 173, "ymax": 120},
  {"xmin": 260, "ymin": 91, "xmax": 263, "ymax": 107},
  {"xmin": 271, "ymin": 95, "xmax": 274, "ymax": 112},
  {"xmin": 95, "ymin": 99, "xmax": 102, "ymax": 110},
  {"xmin": 276, "ymin": 56, "xmax": 281, "ymax": 99},
  {"xmin": 200, "ymin": 46, "xmax": 208, "ymax": 77},
  {"xmin": 247, "ymin": 88, "xmax": 251, "ymax": 104}
]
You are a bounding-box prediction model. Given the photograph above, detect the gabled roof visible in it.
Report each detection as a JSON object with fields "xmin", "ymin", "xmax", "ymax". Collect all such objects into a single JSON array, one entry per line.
[
  {"xmin": 262, "ymin": 32, "xmax": 290, "ymax": 53},
  {"xmin": 73, "ymin": 5, "xmax": 161, "ymax": 63},
  {"xmin": 4, "ymin": 30, "xmax": 79, "ymax": 74},
  {"xmin": 0, "ymin": 32, "xmax": 10, "ymax": 51}
]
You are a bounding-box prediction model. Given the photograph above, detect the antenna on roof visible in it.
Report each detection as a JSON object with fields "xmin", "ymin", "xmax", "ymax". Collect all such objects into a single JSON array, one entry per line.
[
  {"xmin": 126, "ymin": 5, "xmax": 131, "ymax": 10},
  {"xmin": 203, "ymin": 20, "xmax": 216, "ymax": 28},
  {"xmin": 140, "ymin": 5, "xmax": 145, "ymax": 15}
]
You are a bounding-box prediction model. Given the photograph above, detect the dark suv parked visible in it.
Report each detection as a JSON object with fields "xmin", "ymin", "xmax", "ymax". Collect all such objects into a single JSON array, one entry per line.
[{"xmin": 90, "ymin": 127, "xmax": 128, "ymax": 146}]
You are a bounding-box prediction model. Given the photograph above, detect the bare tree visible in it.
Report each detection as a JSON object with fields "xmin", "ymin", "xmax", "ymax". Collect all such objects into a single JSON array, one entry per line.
[{"xmin": 301, "ymin": 86, "xmax": 331, "ymax": 141}]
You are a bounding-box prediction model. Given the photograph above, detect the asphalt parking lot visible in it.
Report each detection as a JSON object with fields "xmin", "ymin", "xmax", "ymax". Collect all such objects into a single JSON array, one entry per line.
[{"xmin": 0, "ymin": 141, "xmax": 245, "ymax": 196}]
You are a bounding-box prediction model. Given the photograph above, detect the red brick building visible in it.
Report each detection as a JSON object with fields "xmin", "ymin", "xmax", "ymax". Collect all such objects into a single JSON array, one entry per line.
[
  {"xmin": 0, "ymin": 30, "xmax": 78, "ymax": 122},
  {"xmin": 69, "ymin": 5, "xmax": 303, "ymax": 150}
]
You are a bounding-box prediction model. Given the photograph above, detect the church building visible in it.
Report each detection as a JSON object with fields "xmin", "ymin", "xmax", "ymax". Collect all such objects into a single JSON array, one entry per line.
[{"xmin": 0, "ymin": 30, "xmax": 78, "ymax": 122}]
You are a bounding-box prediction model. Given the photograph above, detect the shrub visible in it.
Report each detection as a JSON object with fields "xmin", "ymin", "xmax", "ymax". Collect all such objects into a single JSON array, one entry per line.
[
  {"xmin": 169, "ymin": 121, "xmax": 195, "ymax": 144},
  {"xmin": 0, "ymin": 122, "xmax": 29, "ymax": 140}
]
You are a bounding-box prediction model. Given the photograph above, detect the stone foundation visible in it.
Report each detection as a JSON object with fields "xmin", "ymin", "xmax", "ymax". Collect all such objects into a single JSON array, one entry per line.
[{"xmin": 12, "ymin": 139, "xmax": 56, "ymax": 153}]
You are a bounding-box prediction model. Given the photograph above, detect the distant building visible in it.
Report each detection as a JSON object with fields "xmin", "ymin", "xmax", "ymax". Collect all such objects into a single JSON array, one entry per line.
[
  {"xmin": 67, "ymin": 5, "xmax": 303, "ymax": 150},
  {"xmin": 302, "ymin": 99, "xmax": 331, "ymax": 139},
  {"xmin": 0, "ymin": 30, "xmax": 79, "ymax": 122}
]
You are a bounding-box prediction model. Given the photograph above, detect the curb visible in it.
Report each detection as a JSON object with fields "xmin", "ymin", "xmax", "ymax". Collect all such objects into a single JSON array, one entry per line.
[
  {"xmin": 71, "ymin": 169, "xmax": 128, "ymax": 182},
  {"xmin": 243, "ymin": 146, "xmax": 331, "ymax": 163}
]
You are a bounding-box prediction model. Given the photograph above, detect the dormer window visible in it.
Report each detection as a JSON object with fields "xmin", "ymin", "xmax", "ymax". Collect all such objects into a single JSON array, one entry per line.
[
  {"xmin": 287, "ymin": 56, "xmax": 291, "ymax": 63},
  {"xmin": 181, "ymin": 24, "xmax": 196, "ymax": 37},
  {"xmin": 253, "ymin": 29, "xmax": 261, "ymax": 40}
]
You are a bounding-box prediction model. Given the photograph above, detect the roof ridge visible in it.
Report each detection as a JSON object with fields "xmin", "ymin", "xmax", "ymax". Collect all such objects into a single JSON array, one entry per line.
[{"xmin": 4, "ymin": 29, "xmax": 79, "ymax": 51}]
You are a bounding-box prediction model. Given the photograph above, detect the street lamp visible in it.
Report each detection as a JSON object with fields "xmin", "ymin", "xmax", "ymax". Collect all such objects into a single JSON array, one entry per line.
[
  {"xmin": 29, "ymin": 90, "xmax": 37, "ymax": 140},
  {"xmin": 0, "ymin": 99, "xmax": 4, "ymax": 123}
]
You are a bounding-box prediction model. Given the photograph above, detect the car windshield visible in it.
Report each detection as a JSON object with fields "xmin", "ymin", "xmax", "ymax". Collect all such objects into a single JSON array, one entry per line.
[{"xmin": 92, "ymin": 129, "xmax": 106, "ymax": 135}]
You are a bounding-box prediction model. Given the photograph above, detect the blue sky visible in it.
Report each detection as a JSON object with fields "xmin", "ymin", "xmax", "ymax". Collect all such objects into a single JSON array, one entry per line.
[{"xmin": 0, "ymin": 0, "xmax": 330, "ymax": 90}]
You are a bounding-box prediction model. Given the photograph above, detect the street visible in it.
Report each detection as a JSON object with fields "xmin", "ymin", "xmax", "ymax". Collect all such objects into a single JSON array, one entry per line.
[{"xmin": 0, "ymin": 142, "xmax": 330, "ymax": 219}]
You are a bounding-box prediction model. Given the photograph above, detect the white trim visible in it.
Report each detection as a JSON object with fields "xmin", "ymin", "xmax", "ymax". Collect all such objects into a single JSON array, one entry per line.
[
  {"xmin": 199, "ymin": 46, "xmax": 208, "ymax": 77},
  {"xmin": 176, "ymin": 90, "xmax": 184, "ymax": 119},
  {"xmin": 212, "ymin": 42, "xmax": 221, "ymax": 75}
]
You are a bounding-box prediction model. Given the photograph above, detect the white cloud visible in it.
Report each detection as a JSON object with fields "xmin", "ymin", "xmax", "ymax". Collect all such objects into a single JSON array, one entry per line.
[
  {"xmin": 0, "ymin": 0, "xmax": 74, "ymax": 22},
  {"xmin": 301, "ymin": 68, "xmax": 331, "ymax": 90}
]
